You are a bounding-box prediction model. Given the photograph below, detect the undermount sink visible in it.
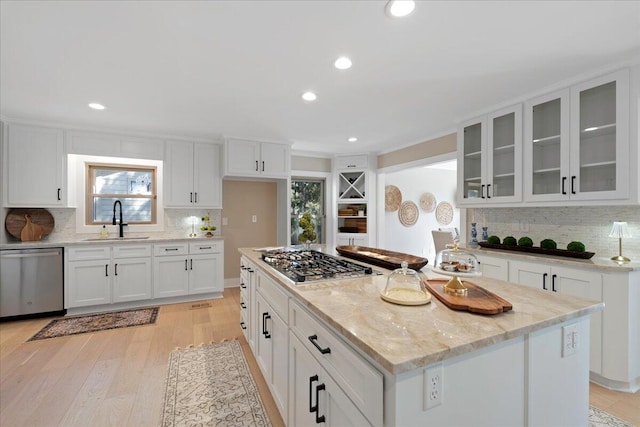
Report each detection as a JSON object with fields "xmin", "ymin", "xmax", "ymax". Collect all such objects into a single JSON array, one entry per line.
[{"xmin": 83, "ymin": 236, "xmax": 150, "ymax": 241}]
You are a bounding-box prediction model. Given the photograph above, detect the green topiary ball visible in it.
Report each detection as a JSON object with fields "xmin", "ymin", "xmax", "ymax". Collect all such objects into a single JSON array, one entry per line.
[
  {"xmin": 503, "ymin": 236, "xmax": 517, "ymax": 246},
  {"xmin": 567, "ymin": 241, "xmax": 586, "ymax": 252},
  {"xmin": 540, "ymin": 239, "xmax": 557, "ymax": 249},
  {"xmin": 518, "ymin": 237, "xmax": 534, "ymax": 247},
  {"xmin": 487, "ymin": 235, "xmax": 501, "ymax": 244}
]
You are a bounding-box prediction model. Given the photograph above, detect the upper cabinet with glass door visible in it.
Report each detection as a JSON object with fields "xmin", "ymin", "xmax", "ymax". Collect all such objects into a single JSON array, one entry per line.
[
  {"xmin": 457, "ymin": 104, "xmax": 522, "ymax": 206},
  {"xmin": 524, "ymin": 69, "xmax": 630, "ymax": 202}
]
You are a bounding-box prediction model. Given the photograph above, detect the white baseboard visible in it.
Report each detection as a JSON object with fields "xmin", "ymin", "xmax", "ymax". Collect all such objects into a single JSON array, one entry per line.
[{"xmin": 225, "ymin": 277, "xmax": 241, "ymax": 288}]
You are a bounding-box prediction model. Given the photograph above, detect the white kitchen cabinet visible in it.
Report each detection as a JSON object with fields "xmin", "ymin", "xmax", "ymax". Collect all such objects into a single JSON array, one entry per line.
[
  {"xmin": 153, "ymin": 241, "xmax": 224, "ymax": 298},
  {"xmin": 457, "ymin": 104, "xmax": 522, "ymax": 206},
  {"xmin": 508, "ymin": 260, "xmax": 603, "ymax": 374},
  {"xmin": 524, "ymin": 69, "xmax": 630, "ymax": 202},
  {"xmin": 5, "ymin": 123, "xmax": 66, "ymax": 207},
  {"xmin": 334, "ymin": 155, "xmax": 375, "ymax": 247},
  {"xmin": 240, "ymin": 257, "xmax": 257, "ymax": 350},
  {"xmin": 289, "ymin": 333, "xmax": 372, "ymax": 427},
  {"xmin": 66, "ymin": 245, "xmax": 152, "ymax": 308},
  {"xmin": 164, "ymin": 141, "xmax": 222, "ymax": 208},
  {"xmin": 65, "ymin": 130, "xmax": 164, "ymax": 160},
  {"xmin": 475, "ymin": 253, "xmax": 508, "ymax": 281},
  {"xmin": 254, "ymin": 276, "xmax": 289, "ymax": 421},
  {"xmin": 224, "ymin": 138, "xmax": 290, "ymax": 178}
]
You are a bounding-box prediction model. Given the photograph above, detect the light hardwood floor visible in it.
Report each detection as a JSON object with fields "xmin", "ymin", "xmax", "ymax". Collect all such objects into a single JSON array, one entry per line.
[{"xmin": 1, "ymin": 287, "xmax": 637, "ymax": 426}]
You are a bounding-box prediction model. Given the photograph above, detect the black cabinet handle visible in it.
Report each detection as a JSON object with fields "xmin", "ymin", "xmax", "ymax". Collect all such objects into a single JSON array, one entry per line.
[
  {"xmin": 571, "ymin": 176, "xmax": 576, "ymax": 194},
  {"xmin": 240, "ymin": 302, "xmax": 246, "ymax": 309},
  {"xmin": 165, "ymin": 248, "xmax": 179, "ymax": 252},
  {"xmin": 248, "ymin": 268, "xmax": 254, "ymax": 273},
  {"xmin": 487, "ymin": 184, "xmax": 491, "ymax": 199},
  {"xmin": 315, "ymin": 382, "xmax": 326, "ymax": 424},
  {"xmin": 255, "ymin": 160, "xmax": 259, "ymax": 171},
  {"xmin": 240, "ymin": 282, "xmax": 247, "ymax": 289},
  {"xmin": 185, "ymin": 259, "xmax": 188, "ymax": 271},
  {"xmin": 105, "ymin": 264, "xmax": 109, "ymax": 277},
  {"xmin": 309, "ymin": 375, "xmax": 318, "ymax": 414},
  {"xmin": 190, "ymin": 259, "xmax": 193, "ymax": 270},
  {"xmin": 262, "ymin": 161, "xmax": 265, "ymax": 172},
  {"xmin": 190, "ymin": 192, "xmax": 193, "ymax": 203},
  {"xmin": 481, "ymin": 184, "xmax": 486, "ymax": 199},
  {"xmin": 194, "ymin": 192, "xmax": 198, "ymax": 203},
  {"xmin": 562, "ymin": 177, "xmax": 567, "ymax": 195},
  {"xmin": 262, "ymin": 313, "xmax": 271, "ymax": 338},
  {"xmin": 542, "ymin": 273, "xmax": 548, "ymax": 290},
  {"xmin": 57, "ymin": 188, "xmax": 61, "ymax": 201},
  {"xmin": 308, "ymin": 334, "xmax": 331, "ymax": 354},
  {"xmin": 199, "ymin": 246, "xmax": 212, "ymax": 250},
  {"xmin": 552, "ymin": 274, "xmax": 557, "ymax": 292},
  {"xmin": 240, "ymin": 321, "xmax": 246, "ymax": 330},
  {"xmin": 114, "ymin": 263, "xmax": 118, "ymax": 276}
]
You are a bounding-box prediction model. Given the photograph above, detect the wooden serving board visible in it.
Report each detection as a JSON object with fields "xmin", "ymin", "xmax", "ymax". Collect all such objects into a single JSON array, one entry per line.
[
  {"xmin": 423, "ymin": 279, "xmax": 512, "ymax": 315},
  {"xmin": 336, "ymin": 245, "xmax": 429, "ymax": 271},
  {"xmin": 5, "ymin": 208, "xmax": 55, "ymax": 241}
]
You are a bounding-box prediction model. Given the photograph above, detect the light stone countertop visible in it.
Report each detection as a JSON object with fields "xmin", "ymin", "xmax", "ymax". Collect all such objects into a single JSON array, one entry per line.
[
  {"xmin": 240, "ymin": 247, "xmax": 603, "ymax": 375},
  {"xmin": 0, "ymin": 234, "xmax": 224, "ymax": 250},
  {"xmin": 463, "ymin": 246, "xmax": 640, "ymax": 272}
]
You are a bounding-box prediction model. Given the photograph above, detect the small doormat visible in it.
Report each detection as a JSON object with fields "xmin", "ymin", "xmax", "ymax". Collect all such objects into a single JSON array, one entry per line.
[
  {"xmin": 160, "ymin": 339, "xmax": 271, "ymax": 427},
  {"xmin": 28, "ymin": 307, "xmax": 159, "ymax": 341},
  {"xmin": 589, "ymin": 406, "xmax": 634, "ymax": 427}
]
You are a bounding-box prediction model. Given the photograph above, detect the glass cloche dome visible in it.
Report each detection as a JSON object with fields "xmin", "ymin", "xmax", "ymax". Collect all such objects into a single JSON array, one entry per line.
[
  {"xmin": 433, "ymin": 242, "xmax": 481, "ymax": 295},
  {"xmin": 380, "ymin": 261, "xmax": 431, "ymax": 305}
]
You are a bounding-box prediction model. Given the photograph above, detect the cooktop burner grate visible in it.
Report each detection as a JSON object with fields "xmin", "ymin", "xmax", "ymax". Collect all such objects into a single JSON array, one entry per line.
[{"xmin": 261, "ymin": 249, "xmax": 373, "ymax": 282}]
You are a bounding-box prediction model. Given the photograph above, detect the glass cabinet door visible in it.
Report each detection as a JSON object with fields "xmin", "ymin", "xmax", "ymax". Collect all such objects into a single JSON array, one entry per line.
[
  {"xmin": 459, "ymin": 121, "xmax": 484, "ymax": 202},
  {"xmin": 487, "ymin": 105, "xmax": 522, "ymax": 202},
  {"xmin": 570, "ymin": 69, "xmax": 629, "ymax": 200},
  {"xmin": 524, "ymin": 90, "xmax": 570, "ymax": 201}
]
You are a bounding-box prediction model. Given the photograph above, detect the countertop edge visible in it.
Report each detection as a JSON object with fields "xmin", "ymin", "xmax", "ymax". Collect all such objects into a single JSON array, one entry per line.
[{"xmin": 0, "ymin": 235, "xmax": 224, "ymax": 249}]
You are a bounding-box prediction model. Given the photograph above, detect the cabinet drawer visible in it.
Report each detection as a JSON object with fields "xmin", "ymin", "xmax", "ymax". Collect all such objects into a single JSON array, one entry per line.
[
  {"xmin": 289, "ymin": 300, "xmax": 383, "ymax": 425},
  {"xmin": 256, "ymin": 271, "xmax": 288, "ymax": 322},
  {"xmin": 189, "ymin": 241, "xmax": 223, "ymax": 254},
  {"xmin": 113, "ymin": 245, "xmax": 151, "ymax": 259},
  {"xmin": 67, "ymin": 246, "xmax": 111, "ymax": 261},
  {"xmin": 336, "ymin": 155, "xmax": 368, "ymax": 170},
  {"xmin": 153, "ymin": 243, "xmax": 189, "ymax": 256}
]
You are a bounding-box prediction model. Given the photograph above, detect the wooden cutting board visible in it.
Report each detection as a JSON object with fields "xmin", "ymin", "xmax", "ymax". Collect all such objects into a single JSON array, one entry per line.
[
  {"xmin": 5, "ymin": 208, "xmax": 55, "ymax": 241},
  {"xmin": 423, "ymin": 279, "xmax": 512, "ymax": 315}
]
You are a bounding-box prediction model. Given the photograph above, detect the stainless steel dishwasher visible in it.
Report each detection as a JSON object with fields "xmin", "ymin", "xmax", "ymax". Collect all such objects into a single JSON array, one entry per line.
[{"xmin": 0, "ymin": 247, "xmax": 65, "ymax": 320}]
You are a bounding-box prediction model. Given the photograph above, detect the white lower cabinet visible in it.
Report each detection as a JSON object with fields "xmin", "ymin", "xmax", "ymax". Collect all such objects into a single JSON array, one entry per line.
[
  {"xmin": 254, "ymin": 271, "xmax": 289, "ymax": 419},
  {"xmin": 66, "ymin": 245, "xmax": 151, "ymax": 308},
  {"xmin": 475, "ymin": 253, "xmax": 508, "ymax": 281},
  {"xmin": 153, "ymin": 241, "xmax": 224, "ymax": 298},
  {"xmin": 336, "ymin": 235, "xmax": 368, "ymax": 246},
  {"xmin": 289, "ymin": 333, "xmax": 371, "ymax": 427},
  {"xmin": 240, "ymin": 257, "xmax": 257, "ymax": 350}
]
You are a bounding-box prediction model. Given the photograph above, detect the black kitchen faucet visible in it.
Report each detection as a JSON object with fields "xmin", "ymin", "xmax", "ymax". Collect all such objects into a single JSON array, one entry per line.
[{"xmin": 112, "ymin": 200, "xmax": 127, "ymax": 238}]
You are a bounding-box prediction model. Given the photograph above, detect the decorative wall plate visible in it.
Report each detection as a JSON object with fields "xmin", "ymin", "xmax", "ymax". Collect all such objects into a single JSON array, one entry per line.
[
  {"xmin": 398, "ymin": 201, "xmax": 419, "ymax": 227},
  {"xmin": 385, "ymin": 185, "xmax": 402, "ymax": 212},
  {"xmin": 435, "ymin": 201, "xmax": 454, "ymax": 225},
  {"xmin": 419, "ymin": 193, "xmax": 436, "ymax": 212}
]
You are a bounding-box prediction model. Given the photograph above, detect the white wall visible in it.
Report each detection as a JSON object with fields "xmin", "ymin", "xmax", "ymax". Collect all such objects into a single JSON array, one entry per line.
[{"xmin": 384, "ymin": 165, "xmax": 459, "ymax": 265}]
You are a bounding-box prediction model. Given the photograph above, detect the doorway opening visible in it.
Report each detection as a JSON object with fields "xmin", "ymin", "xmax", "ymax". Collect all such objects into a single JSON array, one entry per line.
[{"xmin": 291, "ymin": 178, "xmax": 325, "ymax": 245}]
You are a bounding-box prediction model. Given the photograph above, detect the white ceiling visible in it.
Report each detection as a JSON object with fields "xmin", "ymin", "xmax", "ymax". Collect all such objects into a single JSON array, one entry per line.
[{"xmin": 1, "ymin": 1, "xmax": 639, "ymax": 156}]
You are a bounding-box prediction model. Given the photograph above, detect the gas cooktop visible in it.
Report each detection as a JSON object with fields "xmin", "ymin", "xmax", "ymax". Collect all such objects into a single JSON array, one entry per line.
[{"xmin": 261, "ymin": 249, "xmax": 373, "ymax": 283}]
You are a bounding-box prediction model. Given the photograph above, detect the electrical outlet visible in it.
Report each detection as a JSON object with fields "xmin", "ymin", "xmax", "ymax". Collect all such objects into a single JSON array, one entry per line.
[
  {"xmin": 562, "ymin": 324, "xmax": 579, "ymax": 357},
  {"xmin": 251, "ymin": 215, "xmax": 257, "ymax": 223},
  {"xmin": 519, "ymin": 219, "xmax": 529, "ymax": 232},
  {"xmin": 222, "ymin": 217, "xmax": 228, "ymax": 226},
  {"xmin": 424, "ymin": 364, "xmax": 443, "ymax": 409}
]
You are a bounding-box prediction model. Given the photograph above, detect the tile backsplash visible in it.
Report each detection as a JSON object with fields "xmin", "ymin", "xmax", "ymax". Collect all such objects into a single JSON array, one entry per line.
[
  {"xmin": 468, "ymin": 206, "xmax": 640, "ymax": 259},
  {"xmin": 3, "ymin": 208, "xmax": 222, "ymax": 243}
]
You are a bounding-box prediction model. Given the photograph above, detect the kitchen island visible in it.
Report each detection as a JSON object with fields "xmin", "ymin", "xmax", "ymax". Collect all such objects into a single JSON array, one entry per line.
[{"xmin": 239, "ymin": 247, "xmax": 603, "ymax": 427}]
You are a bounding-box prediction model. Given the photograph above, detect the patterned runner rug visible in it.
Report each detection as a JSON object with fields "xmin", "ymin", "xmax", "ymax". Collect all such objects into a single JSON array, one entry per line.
[
  {"xmin": 28, "ymin": 307, "xmax": 159, "ymax": 341},
  {"xmin": 589, "ymin": 406, "xmax": 635, "ymax": 427},
  {"xmin": 161, "ymin": 339, "xmax": 271, "ymax": 427}
]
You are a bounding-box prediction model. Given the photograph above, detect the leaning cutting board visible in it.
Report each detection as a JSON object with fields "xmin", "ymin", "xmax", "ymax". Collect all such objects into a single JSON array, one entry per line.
[
  {"xmin": 5, "ymin": 208, "xmax": 55, "ymax": 241},
  {"xmin": 423, "ymin": 279, "xmax": 512, "ymax": 315}
]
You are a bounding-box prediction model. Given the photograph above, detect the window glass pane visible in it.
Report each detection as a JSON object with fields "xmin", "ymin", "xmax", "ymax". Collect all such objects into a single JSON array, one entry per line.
[
  {"xmin": 291, "ymin": 179, "xmax": 324, "ymax": 245},
  {"xmin": 93, "ymin": 169, "xmax": 152, "ymax": 195},
  {"xmin": 92, "ymin": 197, "xmax": 152, "ymax": 223}
]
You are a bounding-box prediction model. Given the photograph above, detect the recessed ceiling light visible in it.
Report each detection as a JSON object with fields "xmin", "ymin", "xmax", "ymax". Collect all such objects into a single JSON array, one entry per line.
[
  {"xmin": 88, "ymin": 103, "xmax": 106, "ymax": 110},
  {"xmin": 385, "ymin": 0, "xmax": 415, "ymax": 18},
  {"xmin": 301, "ymin": 91, "xmax": 317, "ymax": 102},
  {"xmin": 347, "ymin": 137, "xmax": 358, "ymax": 143},
  {"xmin": 334, "ymin": 56, "xmax": 352, "ymax": 70}
]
